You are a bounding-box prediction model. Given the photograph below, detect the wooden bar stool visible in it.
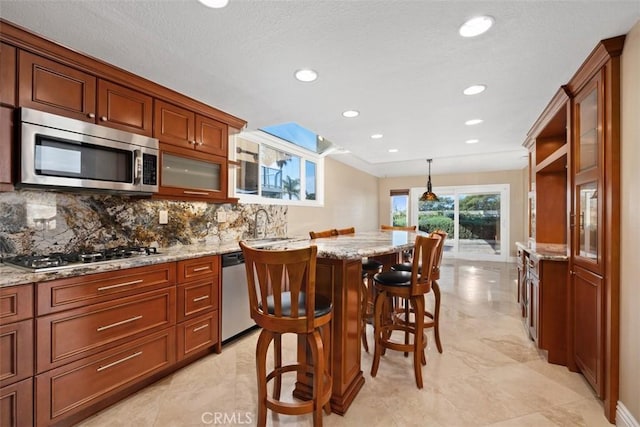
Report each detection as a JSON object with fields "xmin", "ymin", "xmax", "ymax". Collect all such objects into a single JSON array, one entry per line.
[
  {"xmin": 239, "ymin": 242, "xmax": 332, "ymax": 426},
  {"xmin": 370, "ymin": 234, "xmax": 440, "ymax": 389},
  {"xmin": 390, "ymin": 230, "xmax": 447, "ymax": 353}
]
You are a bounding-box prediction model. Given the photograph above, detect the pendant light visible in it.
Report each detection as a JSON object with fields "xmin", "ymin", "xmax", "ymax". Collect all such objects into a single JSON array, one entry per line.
[{"xmin": 420, "ymin": 159, "xmax": 439, "ymax": 202}]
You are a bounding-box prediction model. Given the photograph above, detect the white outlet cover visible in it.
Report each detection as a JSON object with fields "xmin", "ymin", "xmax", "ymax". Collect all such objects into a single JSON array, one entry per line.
[{"xmin": 159, "ymin": 210, "xmax": 168, "ymax": 224}]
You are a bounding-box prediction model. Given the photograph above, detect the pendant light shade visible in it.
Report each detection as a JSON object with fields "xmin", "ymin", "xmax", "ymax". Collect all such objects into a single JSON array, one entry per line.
[{"xmin": 420, "ymin": 159, "xmax": 439, "ymax": 202}]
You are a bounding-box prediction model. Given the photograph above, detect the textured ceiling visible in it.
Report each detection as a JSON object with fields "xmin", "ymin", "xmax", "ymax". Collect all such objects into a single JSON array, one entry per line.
[{"xmin": 1, "ymin": 0, "xmax": 639, "ymax": 177}]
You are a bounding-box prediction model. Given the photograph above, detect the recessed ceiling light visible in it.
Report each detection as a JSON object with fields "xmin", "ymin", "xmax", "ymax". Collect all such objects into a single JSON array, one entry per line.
[
  {"xmin": 294, "ymin": 68, "xmax": 318, "ymax": 82},
  {"xmin": 198, "ymin": 0, "xmax": 229, "ymax": 8},
  {"xmin": 465, "ymin": 139, "xmax": 480, "ymax": 144},
  {"xmin": 388, "ymin": 148, "xmax": 398, "ymax": 153},
  {"xmin": 459, "ymin": 16, "xmax": 494, "ymax": 37},
  {"xmin": 371, "ymin": 134, "xmax": 383, "ymax": 139},
  {"xmin": 463, "ymin": 84, "xmax": 487, "ymax": 95},
  {"xmin": 465, "ymin": 119, "xmax": 484, "ymax": 126},
  {"xmin": 342, "ymin": 110, "xmax": 359, "ymax": 118}
]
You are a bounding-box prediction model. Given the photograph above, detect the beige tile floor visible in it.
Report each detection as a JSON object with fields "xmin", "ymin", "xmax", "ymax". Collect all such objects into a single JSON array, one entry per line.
[{"xmin": 78, "ymin": 259, "xmax": 611, "ymax": 427}]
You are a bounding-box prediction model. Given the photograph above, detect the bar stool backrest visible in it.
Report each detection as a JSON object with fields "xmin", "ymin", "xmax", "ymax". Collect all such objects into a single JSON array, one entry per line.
[
  {"xmin": 381, "ymin": 224, "xmax": 417, "ymax": 231},
  {"xmin": 240, "ymin": 242, "xmax": 319, "ymax": 332},
  {"xmin": 410, "ymin": 235, "xmax": 441, "ymax": 296},
  {"xmin": 429, "ymin": 229, "xmax": 448, "ymax": 280},
  {"xmin": 309, "ymin": 229, "xmax": 338, "ymax": 239}
]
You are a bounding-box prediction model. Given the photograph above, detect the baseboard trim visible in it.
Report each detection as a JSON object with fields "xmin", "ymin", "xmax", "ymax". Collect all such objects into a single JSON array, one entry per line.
[{"xmin": 617, "ymin": 401, "xmax": 640, "ymax": 427}]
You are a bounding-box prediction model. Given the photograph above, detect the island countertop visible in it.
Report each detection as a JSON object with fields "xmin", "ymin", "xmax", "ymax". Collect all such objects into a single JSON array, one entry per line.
[{"xmin": 0, "ymin": 230, "xmax": 420, "ymax": 288}]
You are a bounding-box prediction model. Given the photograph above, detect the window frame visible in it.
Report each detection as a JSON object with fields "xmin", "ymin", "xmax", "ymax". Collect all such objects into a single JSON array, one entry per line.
[{"xmin": 230, "ymin": 131, "xmax": 324, "ymax": 206}]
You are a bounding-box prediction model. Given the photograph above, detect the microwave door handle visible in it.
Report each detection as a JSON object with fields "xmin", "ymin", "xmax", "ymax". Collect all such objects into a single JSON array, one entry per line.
[{"xmin": 134, "ymin": 150, "xmax": 142, "ymax": 184}]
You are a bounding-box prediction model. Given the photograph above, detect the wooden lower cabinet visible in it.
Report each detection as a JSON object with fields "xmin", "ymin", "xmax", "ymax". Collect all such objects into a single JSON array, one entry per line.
[
  {"xmin": 35, "ymin": 328, "xmax": 175, "ymax": 427},
  {"xmin": 0, "ymin": 319, "xmax": 34, "ymax": 387},
  {"xmin": 36, "ymin": 287, "xmax": 176, "ymax": 373},
  {"xmin": 176, "ymin": 256, "xmax": 221, "ymax": 357},
  {"xmin": 177, "ymin": 311, "xmax": 218, "ymax": 360},
  {"xmin": 572, "ymin": 265, "xmax": 604, "ymax": 396},
  {"xmin": 0, "ymin": 377, "xmax": 33, "ymax": 427}
]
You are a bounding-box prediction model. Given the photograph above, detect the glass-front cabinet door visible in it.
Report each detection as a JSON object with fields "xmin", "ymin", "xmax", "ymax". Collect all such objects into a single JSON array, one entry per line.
[
  {"xmin": 158, "ymin": 148, "xmax": 227, "ymax": 200},
  {"xmin": 573, "ymin": 73, "xmax": 603, "ymax": 272}
]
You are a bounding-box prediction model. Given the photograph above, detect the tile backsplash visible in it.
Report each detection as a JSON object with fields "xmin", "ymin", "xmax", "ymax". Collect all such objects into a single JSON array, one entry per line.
[{"xmin": 0, "ymin": 190, "xmax": 287, "ymax": 255}]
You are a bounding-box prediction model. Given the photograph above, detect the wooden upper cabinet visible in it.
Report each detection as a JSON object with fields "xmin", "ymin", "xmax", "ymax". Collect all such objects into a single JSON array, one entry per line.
[
  {"xmin": 1, "ymin": 43, "xmax": 16, "ymax": 107},
  {"xmin": 0, "ymin": 106, "xmax": 14, "ymax": 191},
  {"xmin": 155, "ymin": 99, "xmax": 228, "ymax": 156},
  {"xmin": 154, "ymin": 99, "xmax": 195, "ymax": 146},
  {"xmin": 97, "ymin": 79, "xmax": 153, "ymax": 136},
  {"xmin": 196, "ymin": 114, "xmax": 228, "ymax": 156},
  {"xmin": 18, "ymin": 50, "xmax": 97, "ymax": 122}
]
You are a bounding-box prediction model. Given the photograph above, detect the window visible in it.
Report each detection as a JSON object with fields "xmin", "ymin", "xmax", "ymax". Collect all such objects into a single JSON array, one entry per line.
[
  {"xmin": 408, "ymin": 184, "xmax": 509, "ymax": 261},
  {"xmin": 390, "ymin": 189, "xmax": 409, "ymax": 226},
  {"xmin": 232, "ymin": 131, "xmax": 324, "ymax": 206}
]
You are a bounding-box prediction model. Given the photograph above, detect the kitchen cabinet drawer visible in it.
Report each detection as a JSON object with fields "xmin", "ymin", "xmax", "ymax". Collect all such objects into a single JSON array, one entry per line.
[
  {"xmin": 0, "ymin": 319, "xmax": 33, "ymax": 387},
  {"xmin": 178, "ymin": 256, "xmax": 219, "ymax": 281},
  {"xmin": 37, "ymin": 262, "xmax": 176, "ymax": 315},
  {"xmin": 36, "ymin": 328, "xmax": 175, "ymax": 426},
  {"xmin": 0, "ymin": 284, "xmax": 33, "ymax": 325},
  {"xmin": 177, "ymin": 277, "xmax": 219, "ymax": 322},
  {"xmin": 177, "ymin": 311, "xmax": 218, "ymax": 360},
  {"xmin": 0, "ymin": 377, "xmax": 33, "ymax": 427},
  {"xmin": 19, "ymin": 50, "xmax": 97, "ymax": 122},
  {"xmin": 36, "ymin": 287, "xmax": 176, "ymax": 373}
]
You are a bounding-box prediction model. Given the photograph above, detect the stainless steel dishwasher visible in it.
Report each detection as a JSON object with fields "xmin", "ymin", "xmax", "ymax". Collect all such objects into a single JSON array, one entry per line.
[{"xmin": 221, "ymin": 251, "xmax": 256, "ymax": 342}]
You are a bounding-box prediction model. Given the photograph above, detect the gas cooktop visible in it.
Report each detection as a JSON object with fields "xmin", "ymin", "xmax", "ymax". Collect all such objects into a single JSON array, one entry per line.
[{"xmin": 3, "ymin": 246, "xmax": 160, "ymax": 272}]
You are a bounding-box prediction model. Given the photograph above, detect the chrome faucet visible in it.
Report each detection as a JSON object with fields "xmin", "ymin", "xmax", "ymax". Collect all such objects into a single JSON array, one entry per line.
[{"xmin": 254, "ymin": 208, "xmax": 270, "ymax": 239}]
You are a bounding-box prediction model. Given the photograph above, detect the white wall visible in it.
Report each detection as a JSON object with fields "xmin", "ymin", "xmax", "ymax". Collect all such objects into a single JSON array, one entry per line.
[
  {"xmin": 287, "ymin": 157, "xmax": 379, "ymax": 237},
  {"xmin": 619, "ymin": 19, "xmax": 640, "ymax": 424}
]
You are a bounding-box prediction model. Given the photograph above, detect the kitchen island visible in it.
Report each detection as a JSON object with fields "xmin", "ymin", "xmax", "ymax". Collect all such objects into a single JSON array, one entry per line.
[{"xmin": 244, "ymin": 230, "xmax": 419, "ymax": 414}]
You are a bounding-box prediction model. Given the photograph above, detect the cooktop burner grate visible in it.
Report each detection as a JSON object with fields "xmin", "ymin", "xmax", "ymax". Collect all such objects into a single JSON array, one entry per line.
[{"xmin": 3, "ymin": 246, "xmax": 161, "ymax": 272}]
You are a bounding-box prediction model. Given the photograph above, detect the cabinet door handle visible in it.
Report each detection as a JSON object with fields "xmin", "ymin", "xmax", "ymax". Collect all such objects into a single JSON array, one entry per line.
[
  {"xmin": 97, "ymin": 315, "xmax": 143, "ymax": 332},
  {"xmin": 100, "ymin": 116, "xmax": 107, "ymax": 121},
  {"xmin": 97, "ymin": 279, "xmax": 144, "ymax": 291},
  {"xmin": 192, "ymin": 266, "xmax": 209, "ymax": 272},
  {"xmin": 96, "ymin": 351, "xmax": 142, "ymax": 372},
  {"xmin": 183, "ymin": 190, "xmax": 210, "ymax": 196},
  {"xmin": 193, "ymin": 295, "xmax": 209, "ymax": 302},
  {"xmin": 193, "ymin": 324, "xmax": 209, "ymax": 332},
  {"xmin": 196, "ymin": 141, "xmax": 203, "ymax": 146},
  {"xmin": 87, "ymin": 112, "xmax": 96, "ymax": 119},
  {"xmin": 188, "ymin": 140, "xmax": 196, "ymax": 145}
]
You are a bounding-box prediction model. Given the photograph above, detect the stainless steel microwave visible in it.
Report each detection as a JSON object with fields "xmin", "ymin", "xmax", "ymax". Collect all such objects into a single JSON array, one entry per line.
[{"xmin": 18, "ymin": 108, "xmax": 159, "ymax": 195}]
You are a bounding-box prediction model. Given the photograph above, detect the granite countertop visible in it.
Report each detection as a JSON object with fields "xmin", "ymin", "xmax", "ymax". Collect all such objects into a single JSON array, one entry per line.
[
  {"xmin": 249, "ymin": 230, "xmax": 418, "ymax": 260},
  {"xmin": 0, "ymin": 231, "xmax": 419, "ymax": 288},
  {"xmin": 515, "ymin": 241, "xmax": 569, "ymax": 261}
]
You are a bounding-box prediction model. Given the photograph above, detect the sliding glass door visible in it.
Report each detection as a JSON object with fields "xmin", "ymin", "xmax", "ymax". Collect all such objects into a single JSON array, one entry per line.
[{"xmin": 409, "ymin": 184, "xmax": 509, "ymax": 261}]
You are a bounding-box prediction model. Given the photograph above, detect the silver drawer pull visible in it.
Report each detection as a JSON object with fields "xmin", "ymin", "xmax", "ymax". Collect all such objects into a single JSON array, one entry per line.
[
  {"xmin": 192, "ymin": 266, "xmax": 209, "ymax": 272},
  {"xmin": 193, "ymin": 324, "xmax": 209, "ymax": 332},
  {"xmin": 96, "ymin": 351, "xmax": 142, "ymax": 372},
  {"xmin": 97, "ymin": 279, "xmax": 144, "ymax": 291},
  {"xmin": 97, "ymin": 315, "xmax": 143, "ymax": 332},
  {"xmin": 183, "ymin": 190, "xmax": 210, "ymax": 196},
  {"xmin": 193, "ymin": 295, "xmax": 209, "ymax": 302}
]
